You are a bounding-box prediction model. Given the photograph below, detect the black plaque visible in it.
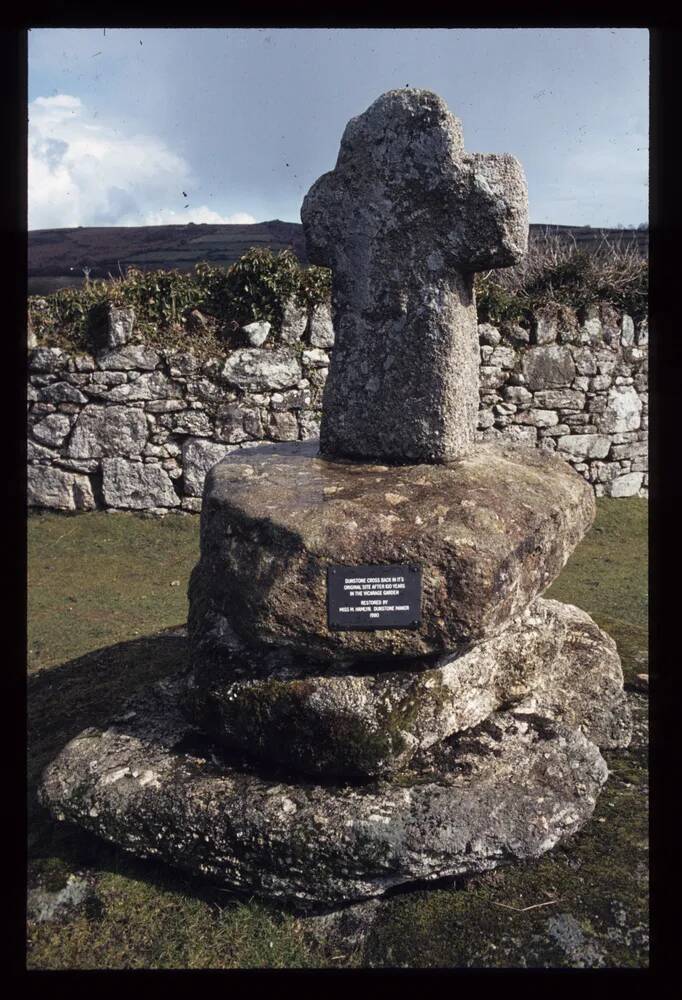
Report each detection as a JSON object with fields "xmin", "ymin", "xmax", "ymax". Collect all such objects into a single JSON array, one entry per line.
[{"xmin": 327, "ymin": 563, "xmax": 422, "ymax": 631}]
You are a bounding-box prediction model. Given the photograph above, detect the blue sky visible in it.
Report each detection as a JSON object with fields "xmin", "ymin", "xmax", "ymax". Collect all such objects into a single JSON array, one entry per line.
[{"xmin": 28, "ymin": 27, "xmax": 649, "ymax": 231}]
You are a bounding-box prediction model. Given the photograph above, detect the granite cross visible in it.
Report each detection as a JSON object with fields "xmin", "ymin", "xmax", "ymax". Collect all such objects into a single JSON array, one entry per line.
[{"xmin": 301, "ymin": 88, "xmax": 528, "ymax": 463}]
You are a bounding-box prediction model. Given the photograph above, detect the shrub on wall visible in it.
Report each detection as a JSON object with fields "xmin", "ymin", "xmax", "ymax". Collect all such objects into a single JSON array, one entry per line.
[
  {"xmin": 29, "ymin": 238, "xmax": 646, "ymax": 352},
  {"xmin": 28, "ymin": 249, "xmax": 331, "ymax": 354},
  {"xmin": 475, "ymin": 234, "xmax": 648, "ymax": 327}
]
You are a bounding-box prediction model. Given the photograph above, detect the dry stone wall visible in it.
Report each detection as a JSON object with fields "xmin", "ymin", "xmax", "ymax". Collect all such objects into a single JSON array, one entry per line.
[
  {"xmin": 476, "ymin": 302, "xmax": 648, "ymax": 499},
  {"xmin": 27, "ymin": 299, "xmax": 647, "ymax": 513}
]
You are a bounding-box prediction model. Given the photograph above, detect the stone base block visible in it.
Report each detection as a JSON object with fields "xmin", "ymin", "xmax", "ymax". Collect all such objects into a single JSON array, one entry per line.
[
  {"xmin": 186, "ymin": 598, "xmax": 631, "ymax": 778},
  {"xmin": 39, "ymin": 677, "xmax": 607, "ymax": 908},
  {"xmin": 191, "ymin": 438, "xmax": 595, "ymax": 662}
]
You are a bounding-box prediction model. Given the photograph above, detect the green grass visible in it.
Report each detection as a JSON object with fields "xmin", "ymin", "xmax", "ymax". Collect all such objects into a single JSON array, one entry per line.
[
  {"xmin": 27, "ymin": 511, "xmax": 199, "ymax": 673},
  {"xmin": 545, "ymin": 497, "xmax": 648, "ymax": 684},
  {"xmin": 27, "ymin": 498, "xmax": 648, "ymax": 969}
]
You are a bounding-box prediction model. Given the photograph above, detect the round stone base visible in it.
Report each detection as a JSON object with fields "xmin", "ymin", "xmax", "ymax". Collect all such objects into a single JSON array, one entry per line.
[
  {"xmin": 187, "ymin": 598, "xmax": 631, "ymax": 778},
  {"xmin": 39, "ymin": 677, "xmax": 608, "ymax": 908}
]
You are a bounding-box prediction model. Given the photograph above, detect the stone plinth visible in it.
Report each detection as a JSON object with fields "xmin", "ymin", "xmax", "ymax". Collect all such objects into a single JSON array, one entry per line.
[
  {"xmin": 186, "ymin": 598, "xmax": 631, "ymax": 778},
  {"xmin": 39, "ymin": 677, "xmax": 607, "ymax": 909},
  {"xmin": 190, "ymin": 439, "xmax": 595, "ymax": 661}
]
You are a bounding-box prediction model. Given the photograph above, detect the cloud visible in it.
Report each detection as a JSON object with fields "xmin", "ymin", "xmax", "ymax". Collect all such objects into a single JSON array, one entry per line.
[{"xmin": 28, "ymin": 94, "xmax": 257, "ymax": 229}]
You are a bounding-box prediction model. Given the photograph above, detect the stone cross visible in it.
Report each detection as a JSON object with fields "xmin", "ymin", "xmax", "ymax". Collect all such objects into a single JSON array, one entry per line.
[{"xmin": 301, "ymin": 88, "xmax": 528, "ymax": 463}]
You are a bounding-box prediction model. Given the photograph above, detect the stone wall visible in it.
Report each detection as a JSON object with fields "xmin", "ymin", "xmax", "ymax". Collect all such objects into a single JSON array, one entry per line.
[
  {"xmin": 476, "ymin": 302, "xmax": 648, "ymax": 498},
  {"xmin": 27, "ymin": 299, "xmax": 647, "ymax": 513}
]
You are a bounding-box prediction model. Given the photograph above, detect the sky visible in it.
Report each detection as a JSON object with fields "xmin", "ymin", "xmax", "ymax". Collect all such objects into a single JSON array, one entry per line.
[{"xmin": 28, "ymin": 27, "xmax": 649, "ymax": 231}]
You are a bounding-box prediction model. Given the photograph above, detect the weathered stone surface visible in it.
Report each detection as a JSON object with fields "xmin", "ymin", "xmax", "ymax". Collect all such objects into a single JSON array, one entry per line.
[
  {"xmin": 191, "ymin": 439, "xmax": 595, "ymax": 661},
  {"xmin": 187, "ymin": 598, "xmax": 630, "ymax": 778},
  {"xmin": 31, "ymin": 412, "xmax": 75, "ymax": 448},
  {"xmin": 597, "ymin": 386, "xmax": 641, "ymax": 434},
  {"xmin": 302, "ymin": 88, "xmax": 527, "ymax": 464},
  {"xmin": 181, "ymin": 437, "xmax": 240, "ymax": 497},
  {"xmin": 215, "ymin": 403, "xmax": 262, "ymax": 444},
  {"xmin": 533, "ymin": 308, "xmax": 558, "ymax": 345},
  {"xmin": 517, "ymin": 409, "xmax": 559, "ymax": 428},
  {"xmin": 107, "ymin": 305, "xmax": 135, "ymax": 348},
  {"xmin": 606, "ymin": 472, "xmax": 644, "ymax": 498},
  {"xmin": 38, "ymin": 677, "xmax": 607, "ymax": 907},
  {"xmin": 534, "ymin": 389, "xmax": 586, "ymax": 410},
  {"xmin": 171, "ymin": 409, "xmax": 213, "ymax": 438},
  {"xmin": 105, "ymin": 372, "xmax": 183, "ymax": 404},
  {"xmin": 478, "ymin": 324, "xmax": 501, "ymax": 347},
  {"xmin": 101, "ymin": 458, "xmax": 180, "ymax": 509},
  {"xmin": 28, "ymin": 439, "xmax": 56, "ymax": 463},
  {"xmin": 522, "ymin": 346, "xmax": 576, "ymax": 391},
  {"xmin": 28, "ymin": 465, "xmax": 95, "ymax": 511},
  {"xmin": 29, "ymin": 347, "xmax": 67, "ymax": 373},
  {"xmin": 309, "ymin": 300, "xmax": 335, "ymax": 349},
  {"xmin": 279, "ymin": 299, "xmax": 308, "ymax": 345},
  {"xmin": 67, "ymin": 406, "xmax": 148, "ymax": 459},
  {"xmin": 242, "ymin": 321, "xmax": 271, "ymax": 348},
  {"xmin": 98, "ymin": 345, "xmax": 160, "ymax": 371},
  {"xmin": 302, "ymin": 348, "xmax": 330, "ymax": 369},
  {"xmin": 556, "ymin": 434, "xmax": 611, "ymax": 461},
  {"xmin": 38, "ymin": 382, "xmax": 88, "ymax": 405},
  {"xmin": 267, "ymin": 410, "xmax": 299, "ymax": 441},
  {"xmin": 620, "ymin": 315, "xmax": 635, "ymax": 347},
  {"xmin": 221, "ymin": 348, "xmax": 301, "ymax": 391}
]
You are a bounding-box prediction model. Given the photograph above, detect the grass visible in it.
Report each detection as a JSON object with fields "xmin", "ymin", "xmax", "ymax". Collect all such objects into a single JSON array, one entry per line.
[
  {"xmin": 545, "ymin": 497, "xmax": 648, "ymax": 684},
  {"xmin": 26, "ymin": 498, "xmax": 648, "ymax": 968},
  {"xmin": 27, "ymin": 511, "xmax": 199, "ymax": 674}
]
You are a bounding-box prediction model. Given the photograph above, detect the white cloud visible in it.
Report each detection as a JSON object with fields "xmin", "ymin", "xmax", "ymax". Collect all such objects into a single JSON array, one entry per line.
[{"xmin": 28, "ymin": 94, "xmax": 257, "ymax": 229}]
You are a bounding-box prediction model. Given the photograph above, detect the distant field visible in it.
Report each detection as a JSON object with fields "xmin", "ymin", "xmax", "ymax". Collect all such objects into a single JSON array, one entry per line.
[{"xmin": 27, "ymin": 222, "xmax": 648, "ymax": 295}]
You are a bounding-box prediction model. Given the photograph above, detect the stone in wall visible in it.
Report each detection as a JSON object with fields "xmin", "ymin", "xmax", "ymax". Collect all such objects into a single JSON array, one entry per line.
[
  {"xmin": 606, "ymin": 472, "xmax": 644, "ymax": 498},
  {"xmin": 29, "ymin": 348, "xmax": 68, "ymax": 374},
  {"xmin": 532, "ymin": 307, "xmax": 558, "ymax": 345},
  {"xmin": 171, "ymin": 409, "xmax": 214, "ymax": 438},
  {"xmin": 101, "ymin": 458, "xmax": 180, "ymax": 509},
  {"xmin": 104, "ymin": 372, "xmax": 183, "ymax": 404},
  {"xmin": 598, "ymin": 385, "xmax": 642, "ymax": 434},
  {"xmin": 107, "ymin": 306, "xmax": 135, "ymax": 348},
  {"xmin": 98, "ymin": 345, "xmax": 160, "ymax": 371},
  {"xmin": 27, "ymin": 465, "xmax": 95, "ymax": 511},
  {"xmin": 556, "ymin": 435, "xmax": 611, "ymax": 461},
  {"xmin": 67, "ymin": 406, "xmax": 148, "ymax": 459},
  {"xmin": 181, "ymin": 438, "xmax": 241, "ymax": 497},
  {"xmin": 620, "ymin": 315, "xmax": 635, "ymax": 347},
  {"xmin": 308, "ymin": 301, "xmax": 335, "ymax": 349},
  {"xmin": 267, "ymin": 410, "xmax": 299, "ymax": 441},
  {"xmin": 38, "ymin": 382, "xmax": 88, "ymax": 405},
  {"xmin": 215, "ymin": 403, "xmax": 264, "ymax": 444},
  {"xmin": 279, "ymin": 299, "xmax": 308, "ymax": 345},
  {"xmin": 522, "ymin": 345, "xmax": 576, "ymax": 391},
  {"xmin": 533, "ymin": 389, "xmax": 586, "ymax": 410},
  {"xmin": 221, "ymin": 348, "xmax": 302, "ymax": 392},
  {"xmin": 242, "ymin": 321, "xmax": 271, "ymax": 347},
  {"xmin": 31, "ymin": 413, "xmax": 75, "ymax": 449}
]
